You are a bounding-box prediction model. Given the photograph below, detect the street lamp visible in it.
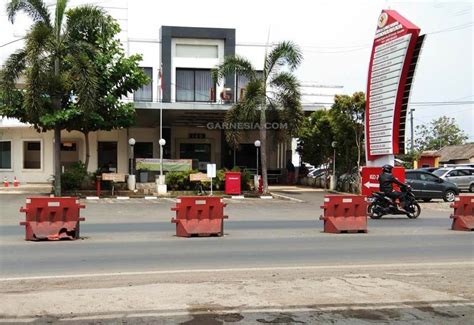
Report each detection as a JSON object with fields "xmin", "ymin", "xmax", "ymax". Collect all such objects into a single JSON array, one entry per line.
[
  {"xmin": 331, "ymin": 141, "xmax": 337, "ymax": 190},
  {"xmin": 254, "ymin": 140, "xmax": 261, "ymax": 178},
  {"xmin": 159, "ymin": 138, "xmax": 166, "ymax": 178},
  {"xmin": 128, "ymin": 138, "xmax": 136, "ymax": 174},
  {"xmin": 128, "ymin": 138, "xmax": 136, "ymax": 191}
]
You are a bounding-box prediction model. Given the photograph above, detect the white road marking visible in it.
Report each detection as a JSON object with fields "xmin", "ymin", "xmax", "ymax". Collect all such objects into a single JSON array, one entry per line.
[
  {"xmin": 144, "ymin": 196, "xmax": 158, "ymax": 200},
  {"xmin": 1, "ymin": 261, "xmax": 472, "ymax": 282},
  {"xmin": 271, "ymin": 192, "xmax": 304, "ymax": 203}
]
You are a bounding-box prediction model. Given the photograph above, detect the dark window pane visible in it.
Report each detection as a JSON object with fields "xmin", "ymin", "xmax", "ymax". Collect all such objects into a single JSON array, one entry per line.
[
  {"xmin": 176, "ymin": 69, "xmax": 194, "ymax": 101},
  {"xmin": 135, "ymin": 142, "xmax": 153, "ymax": 159},
  {"xmin": 0, "ymin": 141, "xmax": 11, "ymax": 169},
  {"xmin": 134, "ymin": 67, "xmax": 153, "ymax": 102},
  {"xmin": 179, "ymin": 143, "xmax": 211, "ymax": 162},
  {"xmin": 23, "ymin": 141, "xmax": 41, "ymax": 169}
]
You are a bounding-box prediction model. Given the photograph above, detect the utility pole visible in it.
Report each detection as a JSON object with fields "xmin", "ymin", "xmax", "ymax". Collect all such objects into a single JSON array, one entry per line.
[{"xmin": 410, "ymin": 108, "xmax": 415, "ymax": 152}]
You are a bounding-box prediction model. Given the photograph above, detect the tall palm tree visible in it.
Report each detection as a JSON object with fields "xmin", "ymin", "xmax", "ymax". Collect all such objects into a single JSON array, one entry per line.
[
  {"xmin": 213, "ymin": 41, "xmax": 303, "ymax": 193},
  {"xmin": 2, "ymin": 0, "xmax": 108, "ymax": 196}
]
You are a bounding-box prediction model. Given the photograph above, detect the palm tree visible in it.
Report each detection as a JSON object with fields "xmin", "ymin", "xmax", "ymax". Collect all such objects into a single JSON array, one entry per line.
[
  {"xmin": 1, "ymin": 0, "xmax": 109, "ymax": 196},
  {"xmin": 213, "ymin": 41, "xmax": 303, "ymax": 193}
]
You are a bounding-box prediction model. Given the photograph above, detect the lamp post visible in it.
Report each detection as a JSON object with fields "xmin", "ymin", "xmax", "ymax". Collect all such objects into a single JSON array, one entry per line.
[
  {"xmin": 254, "ymin": 140, "xmax": 261, "ymax": 191},
  {"xmin": 159, "ymin": 138, "xmax": 166, "ymax": 178},
  {"xmin": 128, "ymin": 138, "xmax": 136, "ymax": 191},
  {"xmin": 331, "ymin": 141, "xmax": 337, "ymax": 190},
  {"xmin": 254, "ymin": 140, "xmax": 261, "ymax": 177},
  {"xmin": 128, "ymin": 138, "xmax": 136, "ymax": 174}
]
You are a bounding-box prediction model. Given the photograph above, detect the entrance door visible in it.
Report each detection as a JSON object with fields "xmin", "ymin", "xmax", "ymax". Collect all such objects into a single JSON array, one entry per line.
[
  {"xmin": 60, "ymin": 141, "xmax": 79, "ymax": 170},
  {"xmin": 98, "ymin": 142, "xmax": 118, "ymax": 172}
]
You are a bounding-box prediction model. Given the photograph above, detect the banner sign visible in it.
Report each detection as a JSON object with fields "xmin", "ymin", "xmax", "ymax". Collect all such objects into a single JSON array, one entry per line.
[
  {"xmin": 361, "ymin": 166, "xmax": 405, "ymax": 196},
  {"xmin": 365, "ymin": 10, "xmax": 423, "ymax": 160},
  {"xmin": 135, "ymin": 159, "xmax": 192, "ymax": 172}
]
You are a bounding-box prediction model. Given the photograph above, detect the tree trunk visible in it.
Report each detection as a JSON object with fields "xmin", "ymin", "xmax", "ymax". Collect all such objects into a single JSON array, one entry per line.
[
  {"xmin": 54, "ymin": 126, "xmax": 61, "ymax": 196},
  {"xmin": 260, "ymin": 104, "xmax": 268, "ymax": 194},
  {"xmin": 52, "ymin": 55, "xmax": 62, "ymax": 196},
  {"xmin": 83, "ymin": 131, "xmax": 90, "ymax": 171}
]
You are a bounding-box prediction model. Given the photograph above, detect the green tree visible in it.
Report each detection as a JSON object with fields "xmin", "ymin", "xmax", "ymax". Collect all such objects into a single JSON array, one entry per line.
[
  {"xmin": 330, "ymin": 92, "xmax": 365, "ymax": 170},
  {"xmin": 0, "ymin": 0, "xmax": 110, "ymax": 196},
  {"xmin": 63, "ymin": 7, "xmax": 148, "ymax": 170},
  {"xmin": 212, "ymin": 42, "xmax": 303, "ymax": 193},
  {"xmin": 415, "ymin": 116, "xmax": 468, "ymax": 151},
  {"xmin": 298, "ymin": 110, "xmax": 334, "ymax": 167}
]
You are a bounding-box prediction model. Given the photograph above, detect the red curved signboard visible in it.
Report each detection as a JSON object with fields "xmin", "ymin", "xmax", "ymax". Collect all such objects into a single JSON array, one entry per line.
[{"xmin": 366, "ymin": 10, "xmax": 424, "ymax": 161}]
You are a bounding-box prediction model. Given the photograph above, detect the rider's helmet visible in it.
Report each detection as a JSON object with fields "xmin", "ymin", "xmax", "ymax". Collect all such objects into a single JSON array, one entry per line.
[{"xmin": 382, "ymin": 164, "xmax": 393, "ymax": 173}]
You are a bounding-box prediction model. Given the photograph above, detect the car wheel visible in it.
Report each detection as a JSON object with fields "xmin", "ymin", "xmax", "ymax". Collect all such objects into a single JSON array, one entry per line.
[
  {"xmin": 443, "ymin": 190, "xmax": 456, "ymax": 202},
  {"xmin": 470, "ymin": 184, "xmax": 474, "ymax": 193},
  {"xmin": 422, "ymin": 198, "xmax": 431, "ymax": 202}
]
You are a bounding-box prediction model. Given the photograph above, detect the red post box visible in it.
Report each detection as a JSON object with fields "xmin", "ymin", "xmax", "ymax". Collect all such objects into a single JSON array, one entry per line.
[{"xmin": 225, "ymin": 172, "xmax": 241, "ymax": 195}]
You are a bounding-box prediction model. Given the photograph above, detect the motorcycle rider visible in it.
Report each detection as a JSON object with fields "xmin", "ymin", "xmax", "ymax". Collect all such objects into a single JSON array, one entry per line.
[{"xmin": 379, "ymin": 164, "xmax": 409, "ymax": 210}]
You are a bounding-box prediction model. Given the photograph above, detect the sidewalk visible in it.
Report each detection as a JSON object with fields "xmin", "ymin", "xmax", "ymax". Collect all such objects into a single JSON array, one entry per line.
[{"xmin": 0, "ymin": 183, "xmax": 52, "ymax": 194}]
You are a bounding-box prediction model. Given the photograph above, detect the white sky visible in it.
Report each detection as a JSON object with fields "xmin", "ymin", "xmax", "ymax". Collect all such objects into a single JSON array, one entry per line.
[{"xmin": 0, "ymin": 0, "xmax": 473, "ymax": 142}]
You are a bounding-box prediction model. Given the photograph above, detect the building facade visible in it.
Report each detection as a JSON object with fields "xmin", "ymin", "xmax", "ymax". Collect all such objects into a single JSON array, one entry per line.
[{"xmin": 0, "ymin": 2, "xmax": 341, "ymax": 184}]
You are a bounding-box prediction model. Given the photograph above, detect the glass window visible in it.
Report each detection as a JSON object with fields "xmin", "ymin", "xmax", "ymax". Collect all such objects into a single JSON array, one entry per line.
[
  {"xmin": 179, "ymin": 143, "xmax": 211, "ymax": 162},
  {"xmin": 0, "ymin": 141, "xmax": 12, "ymax": 169},
  {"xmin": 405, "ymin": 172, "xmax": 419, "ymax": 180},
  {"xmin": 176, "ymin": 69, "xmax": 215, "ymax": 102},
  {"xmin": 135, "ymin": 142, "xmax": 153, "ymax": 159},
  {"xmin": 176, "ymin": 44, "xmax": 218, "ymax": 58},
  {"xmin": 236, "ymin": 71, "xmax": 263, "ymax": 101},
  {"xmin": 134, "ymin": 67, "xmax": 153, "ymax": 102},
  {"xmin": 420, "ymin": 173, "xmax": 438, "ymax": 182},
  {"xmin": 23, "ymin": 141, "xmax": 41, "ymax": 169}
]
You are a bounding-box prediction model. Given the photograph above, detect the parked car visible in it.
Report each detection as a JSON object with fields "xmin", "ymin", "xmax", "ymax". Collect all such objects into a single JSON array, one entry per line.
[
  {"xmin": 405, "ymin": 170, "xmax": 459, "ymax": 202},
  {"xmin": 432, "ymin": 167, "xmax": 474, "ymax": 192},
  {"xmin": 418, "ymin": 167, "xmax": 439, "ymax": 173}
]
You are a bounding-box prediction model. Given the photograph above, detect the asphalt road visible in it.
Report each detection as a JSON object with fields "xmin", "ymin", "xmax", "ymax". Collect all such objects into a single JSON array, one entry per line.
[
  {"xmin": 1, "ymin": 189, "xmax": 473, "ymax": 324},
  {"xmin": 0, "ymin": 190, "xmax": 472, "ymax": 278}
]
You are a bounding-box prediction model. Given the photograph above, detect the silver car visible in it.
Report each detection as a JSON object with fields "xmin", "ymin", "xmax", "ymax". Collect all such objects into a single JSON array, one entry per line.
[{"xmin": 433, "ymin": 167, "xmax": 474, "ymax": 192}]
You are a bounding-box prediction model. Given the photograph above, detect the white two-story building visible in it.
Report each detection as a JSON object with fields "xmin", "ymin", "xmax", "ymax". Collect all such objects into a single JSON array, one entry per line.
[{"xmin": 0, "ymin": 2, "xmax": 341, "ymax": 184}]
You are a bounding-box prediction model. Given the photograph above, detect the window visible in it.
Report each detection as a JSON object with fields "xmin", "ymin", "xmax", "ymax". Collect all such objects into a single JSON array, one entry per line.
[
  {"xmin": 0, "ymin": 141, "xmax": 12, "ymax": 169},
  {"xmin": 405, "ymin": 172, "xmax": 419, "ymax": 180},
  {"xmin": 134, "ymin": 67, "xmax": 153, "ymax": 102},
  {"xmin": 179, "ymin": 143, "xmax": 211, "ymax": 162},
  {"xmin": 176, "ymin": 68, "xmax": 215, "ymax": 102},
  {"xmin": 420, "ymin": 173, "xmax": 438, "ymax": 182},
  {"xmin": 23, "ymin": 140, "xmax": 41, "ymax": 169},
  {"xmin": 236, "ymin": 71, "xmax": 263, "ymax": 101},
  {"xmin": 135, "ymin": 142, "xmax": 153, "ymax": 159},
  {"xmin": 176, "ymin": 44, "xmax": 218, "ymax": 58}
]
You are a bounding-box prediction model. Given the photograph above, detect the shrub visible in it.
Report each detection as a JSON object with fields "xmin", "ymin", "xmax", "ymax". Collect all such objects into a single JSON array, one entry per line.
[{"xmin": 61, "ymin": 162, "xmax": 88, "ymax": 191}]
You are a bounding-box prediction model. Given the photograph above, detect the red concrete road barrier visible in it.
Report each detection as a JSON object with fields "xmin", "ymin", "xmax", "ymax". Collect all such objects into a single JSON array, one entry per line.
[
  {"xmin": 19, "ymin": 197, "xmax": 85, "ymax": 240},
  {"xmin": 450, "ymin": 195, "xmax": 474, "ymax": 231},
  {"xmin": 171, "ymin": 196, "xmax": 228, "ymax": 237},
  {"xmin": 320, "ymin": 195, "xmax": 368, "ymax": 233}
]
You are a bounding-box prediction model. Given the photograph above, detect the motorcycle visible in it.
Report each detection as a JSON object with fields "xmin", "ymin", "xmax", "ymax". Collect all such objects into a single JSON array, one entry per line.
[{"xmin": 367, "ymin": 185, "xmax": 421, "ymax": 219}]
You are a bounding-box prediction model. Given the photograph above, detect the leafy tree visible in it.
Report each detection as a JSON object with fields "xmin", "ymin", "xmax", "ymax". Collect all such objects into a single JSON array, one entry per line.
[
  {"xmin": 330, "ymin": 92, "xmax": 365, "ymax": 170},
  {"xmin": 63, "ymin": 7, "xmax": 148, "ymax": 170},
  {"xmin": 298, "ymin": 110, "xmax": 334, "ymax": 167},
  {"xmin": 212, "ymin": 42, "xmax": 303, "ymax": 193},
  {"xmin": 415, "ymin": 116, "xmax": 468, "ymax": 151},
  {"xmin": 0, "ymin": 0, "xmax": 110, "ymax": 196}
]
